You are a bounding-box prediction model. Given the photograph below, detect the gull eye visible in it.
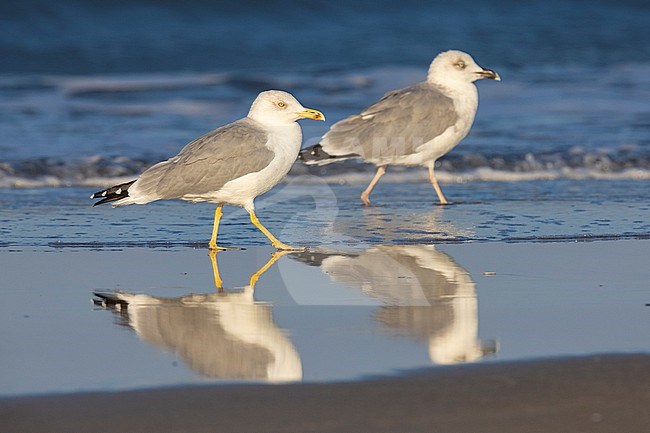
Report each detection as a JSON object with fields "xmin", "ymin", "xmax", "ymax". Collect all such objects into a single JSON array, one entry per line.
[
  {"xmin": 455, "ymin": 61, "xmax": 466, "ymax": 70},
  {"xmin": 277, "ymin": 101, "xmax": 287, "ymax": 108}
]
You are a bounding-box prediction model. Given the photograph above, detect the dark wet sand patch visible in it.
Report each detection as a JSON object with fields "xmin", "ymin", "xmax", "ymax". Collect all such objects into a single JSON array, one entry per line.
[{"xmin": 2, "ymin": 354, "xmax": 649, "ymax": 433}]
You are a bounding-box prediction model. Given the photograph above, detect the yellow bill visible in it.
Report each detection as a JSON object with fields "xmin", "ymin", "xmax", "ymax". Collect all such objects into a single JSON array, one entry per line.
[{"xmin": 296, "ymin": 108, "xmax": 325, "ymax": 121}]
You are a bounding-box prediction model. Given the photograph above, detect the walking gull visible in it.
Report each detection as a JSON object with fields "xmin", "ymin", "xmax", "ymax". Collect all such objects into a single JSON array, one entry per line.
[
  {"xmin": 91, "ymin": 90, "xmax": 324, "ymax": 250},
  {"xmin": 299, "ymin": 50, "xmax": 500, "ymax": 205}
]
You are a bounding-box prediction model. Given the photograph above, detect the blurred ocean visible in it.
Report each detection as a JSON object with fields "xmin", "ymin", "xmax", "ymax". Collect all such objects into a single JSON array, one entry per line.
[{"xmin": 0, "ymin": 0, "xmax": 648, "ymax": 189}]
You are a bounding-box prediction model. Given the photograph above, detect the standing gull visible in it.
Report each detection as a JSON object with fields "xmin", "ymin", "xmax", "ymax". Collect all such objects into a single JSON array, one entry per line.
[
  {"xmin": 299, "ymin": 50, "xmax": 500, "ymax": 205},
  {"xmin": 91, "ymin": 90, "xmax": 324, "ymax": 250}
]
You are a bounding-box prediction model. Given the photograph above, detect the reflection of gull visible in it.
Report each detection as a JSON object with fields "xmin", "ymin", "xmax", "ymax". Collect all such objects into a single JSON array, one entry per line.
[
  {"xmin": 296, "ymin": 245, "xmax": 497, "ymax": 364},
  {"xmin": 357, "ymin": 206, "xmax": 474, "ymax": 244},
  {"xmin": 94, "ymin": 252, "xmax": 302, "ymax": 382}
]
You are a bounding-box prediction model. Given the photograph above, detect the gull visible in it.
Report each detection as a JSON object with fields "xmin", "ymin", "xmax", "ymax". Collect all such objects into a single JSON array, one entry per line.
[
  {"xmin": 299, "ymin": 50, "xmax": 500, "ymax": 205},
  {"xmin": 91, "ymin": 90, "xmax": 324, "ymax": 250}
]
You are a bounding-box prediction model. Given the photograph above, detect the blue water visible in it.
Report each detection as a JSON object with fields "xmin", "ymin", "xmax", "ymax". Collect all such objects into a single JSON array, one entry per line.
[
  {"xmin": 0, "ymin": 0, "xmax": 649, "ymax": 188},
  {"xmin": 1, "ymin": 180, "xmax": 649, "ymax": 249},
  {"xmin": 2, "ymin": 0, "xmax": 649, "ymax": 73}
]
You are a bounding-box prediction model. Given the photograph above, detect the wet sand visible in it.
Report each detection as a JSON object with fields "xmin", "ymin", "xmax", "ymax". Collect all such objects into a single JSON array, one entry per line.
[
  {"xmin": 2, "ymin": 241, "xmax": 650, "ymax": 393},
  {"xmin": 2, "ymin": 354, "xmax": 650, "ymax": 433}
]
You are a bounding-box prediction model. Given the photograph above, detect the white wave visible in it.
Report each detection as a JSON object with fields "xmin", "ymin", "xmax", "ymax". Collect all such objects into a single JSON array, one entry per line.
[
  {"xmin": 2, "ymin": 167, "xmax": 650, "ymax": 190},
  {"xmin": 48, "ymin": 73, "xmax": 229, "ymax": 96},
  {"xmin": 0, "ymin": 175, "xmax": 136, "ymax": 189},
  {"xmin": 288, "ymin": 167, "xmax": 650, "ymax": 185}
]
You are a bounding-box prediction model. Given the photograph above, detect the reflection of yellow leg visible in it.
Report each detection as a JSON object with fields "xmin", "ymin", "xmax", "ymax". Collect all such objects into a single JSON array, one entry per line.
[
  {"xmin": 249, "ymin": 251, "xmax": 291, "ymax": 288},
  {"xmin": 208, "ymin": 204, "xmax": 225, "ymax": 250},
  {"xmin": 208, "ymin": 250, "xmax": 223, "ymax": 292},
  {"xmin": 360, "ymin": 166, "xmax": 386, "ymax": 205},
  {"xmin": 428, "ymin": 165, "xmax": 448, "ymax": 205},
  {"xmin": 248, "ymin": 210, "xmax": 303, "ymax": 251}
]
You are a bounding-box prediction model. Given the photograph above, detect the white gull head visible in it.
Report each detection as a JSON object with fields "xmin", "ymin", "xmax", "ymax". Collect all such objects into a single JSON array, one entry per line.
[
  {"xmin": 247, "ymin": 90, "xmax": 325, "ymax": 127},
  {"xmin": 427, "ymin": 50, "xmax": 501, "ymax": 89}
]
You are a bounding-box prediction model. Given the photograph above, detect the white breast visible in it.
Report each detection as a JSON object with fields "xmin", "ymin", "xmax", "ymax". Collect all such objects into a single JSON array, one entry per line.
[
  {"xmin": 409, "ymin": 83, "xmax": 479, "ymax": 167},
  {"xmin": 211, "ymin": 123, "xmax": 302, "ymax": 211}
]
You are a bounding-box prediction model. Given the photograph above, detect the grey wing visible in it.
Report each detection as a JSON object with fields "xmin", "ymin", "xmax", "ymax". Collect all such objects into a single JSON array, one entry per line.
[
  {"xmin": 134, "ymin": 118, "xmax": 274, "ymax": 200},
  {"xmin": 128, "ymin": 300, "xmax": 277, "ymax": 379},
  {"xmin": 321, "ymin": 83, "xmax": 458, "ymax": 161}
]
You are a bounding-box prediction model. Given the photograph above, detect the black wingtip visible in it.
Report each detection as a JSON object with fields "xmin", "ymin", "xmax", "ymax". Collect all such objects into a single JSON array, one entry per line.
[
  {"xmin": 90, "ymin": 180, "xmax": 136, "ymax": 206},
  {"xmin": 298, "ymin": 144, "xmax": 358, "ymax": 166},
  {"xmin": 290, "ymin": 250, "xmax": 358, "ymax": 267},
  {"xmin": 298, "ymin": 144, "xmax": 323, "ymax": 162},
  {"xmin": 93, "ymin": 291, "xmax": 129, "ymax": 308},
  {"xmin": 298, "ymin": 144, "xmax": 333, "ymax": 164},
  {"xmin": 92, "ymin": 197, "xmax": 114, "ymax": 207}
]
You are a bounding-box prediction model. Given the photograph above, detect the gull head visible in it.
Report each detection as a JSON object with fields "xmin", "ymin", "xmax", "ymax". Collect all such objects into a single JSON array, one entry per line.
[
  {"xmin": 248, "ymin": 90, "xmax": 325, "ymax": 126},
  {"xmin": 427, "ymin": 50, "xmax": 500, "ymax": 88}
]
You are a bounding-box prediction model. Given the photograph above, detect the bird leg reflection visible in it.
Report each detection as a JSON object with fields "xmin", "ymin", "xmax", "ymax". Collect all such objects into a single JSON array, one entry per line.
[
  {"xmin": 360, "ymin": 165, "xmax": 386, "ymax": 206},
  {"xmin": 208, "ymin": 204, "xmax": 225, "ymax": 250},
  {"xmin": 249, "ymin": 251, "xmax": 291, "ymax": 288},
  {"xmin": 248, "ymin": 210, "xmax": 303, "ymax": 251},
  {"xmin": 208, "ymin": 249, "xmax": 291, "ymax": 292},
  {"xmin": 208, "ymin": 249, "xmax": 224, "ymax": 292},
  {"xmin": 428, "ymin": 165, "xmax": 448, "ymax": 205}
]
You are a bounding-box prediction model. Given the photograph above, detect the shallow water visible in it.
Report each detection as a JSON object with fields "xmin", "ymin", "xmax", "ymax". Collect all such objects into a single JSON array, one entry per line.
[
  {"xmin": 1, "ymin": 179, "xmax": 650, "ymax": 395},
  {"xmin": 1, "ymin": 240, "xmax": 649, "ymax": 395},
  {"xmin": 1, "ymin": 180, "xmax": 649, "ymax": 248}
]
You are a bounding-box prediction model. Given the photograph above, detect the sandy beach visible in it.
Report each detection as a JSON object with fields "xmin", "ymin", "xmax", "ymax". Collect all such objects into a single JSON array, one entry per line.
[{"xmin": 3, "ymin": 354, "xmax": 650, "ymax": 433}]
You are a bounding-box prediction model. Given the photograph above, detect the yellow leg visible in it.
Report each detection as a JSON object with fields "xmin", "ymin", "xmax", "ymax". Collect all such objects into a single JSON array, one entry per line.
[
  {"xmin": 248, "ymin": 210, "xmax": 303, "ymax": 251},
  {"xmin": 249, "ymin": 251, "xmax": 291, "ymax": 288},
  {"xmin": 208, "ymin": 250, "xmax": 223, "ymax": 292},
  {"xmin": 360, "ymin": 166, "xmax": 386, "ymax": 205},
  {"xmin": 428, "ymin": 165, "xmax": 448, "ymax": 205},
  {"xmin": 208, "ymin": 204, "xmax": 225, "ymax": 250}
]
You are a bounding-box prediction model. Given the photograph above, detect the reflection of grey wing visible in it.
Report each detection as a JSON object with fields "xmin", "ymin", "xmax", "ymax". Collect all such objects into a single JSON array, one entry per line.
[
  {"xmin": 296, "ymin": 245, "xmax": 496, "ymax": 365},
  {"xmin": 321, "ymin": 83, "xmax": 458, "ymax": 160},
  {"xmin": 130, "ymin": 301, "xmax": 273, "ymax": 379},
  {"xmin": 94, "ymin": 291, "xmax": 302, "ymax": 382},
  {"xmin": 133, "ymin": 118, "xmax": 275, "ymax": 200},
  {"xmin": 312, "ymin": 245, "xmax": 471, "ymax": 305}
]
